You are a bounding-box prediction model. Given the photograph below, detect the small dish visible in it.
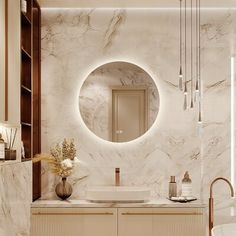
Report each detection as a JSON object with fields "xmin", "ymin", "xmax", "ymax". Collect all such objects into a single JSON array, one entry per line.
[{"xmin": 168, "ymin": 196, "xmax": 197, "ymax": 203}]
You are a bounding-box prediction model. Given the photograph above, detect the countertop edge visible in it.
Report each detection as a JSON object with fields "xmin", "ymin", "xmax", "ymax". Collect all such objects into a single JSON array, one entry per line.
[{"xmin": 31, "ymin": 199, "xmax": 207, "ymax": 208}]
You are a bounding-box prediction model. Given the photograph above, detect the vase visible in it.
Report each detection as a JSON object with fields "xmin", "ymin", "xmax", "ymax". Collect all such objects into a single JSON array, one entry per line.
[{"xmin": 55, "ymin": 177, "xmax": 73, "ymax": 200}]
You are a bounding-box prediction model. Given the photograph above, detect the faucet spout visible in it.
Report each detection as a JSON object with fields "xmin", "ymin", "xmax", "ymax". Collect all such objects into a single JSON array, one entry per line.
[
  {"xmin": 115, "ymin": 168, "xmax": 120, "ymax": 186},
  {"xmin": 209, "ymin": 177, "xmax": 234, "ymax": 236}
]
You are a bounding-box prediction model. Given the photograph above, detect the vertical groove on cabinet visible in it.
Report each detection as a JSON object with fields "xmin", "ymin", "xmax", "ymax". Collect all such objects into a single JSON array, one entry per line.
[
  {"xmin": 118, "ymin": 208, "xmax": 206, "ymax": 236},
  {"xmin": 4, "ymin": 0, "xmax": 8, "ymax": 121}
]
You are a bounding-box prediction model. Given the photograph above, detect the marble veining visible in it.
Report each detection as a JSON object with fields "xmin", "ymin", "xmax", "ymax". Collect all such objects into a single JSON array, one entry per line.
[
  {"xmin": 0, "ymin": 161, "xmax": 32, "ymax": 236},
  {"xmin": 41, "ymin": 8, "xmax": 236, "ymax": 225}
]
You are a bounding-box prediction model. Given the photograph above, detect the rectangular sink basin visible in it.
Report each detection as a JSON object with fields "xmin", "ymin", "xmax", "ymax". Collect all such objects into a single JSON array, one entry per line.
[{"xmin": 86, "ymin": 186, "xmax": 151, "ymax": 203}]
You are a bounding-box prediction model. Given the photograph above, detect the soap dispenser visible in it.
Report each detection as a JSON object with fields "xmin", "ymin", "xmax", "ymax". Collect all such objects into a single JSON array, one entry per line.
[
  {"xmin": 181, "ymin": 171, "xmax": 192, "ymax": 197},
  {"xmin": 169, "ymin": 176, "xmax": 177, "ymax": 198}
]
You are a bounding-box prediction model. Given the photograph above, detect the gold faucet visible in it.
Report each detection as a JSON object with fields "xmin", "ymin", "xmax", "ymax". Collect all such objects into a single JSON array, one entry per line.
[
  {"xmin": 115, "ymin": 168, "xmax": 120, "ymax": 186},
  {"xmin": 209, "ymin": 177, "xmax": 234, "ymax": 236}
]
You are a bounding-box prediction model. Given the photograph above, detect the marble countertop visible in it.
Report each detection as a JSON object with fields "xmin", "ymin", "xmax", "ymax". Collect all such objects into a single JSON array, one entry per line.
[{"xmin": 31, "ymin": 198, "xmax": 207, "ymax": 208}]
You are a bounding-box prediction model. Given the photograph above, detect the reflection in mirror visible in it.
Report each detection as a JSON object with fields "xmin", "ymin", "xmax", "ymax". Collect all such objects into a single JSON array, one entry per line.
[{"xmin": 79, "ymin": 62, "xmax": 160, "ymax": 142}]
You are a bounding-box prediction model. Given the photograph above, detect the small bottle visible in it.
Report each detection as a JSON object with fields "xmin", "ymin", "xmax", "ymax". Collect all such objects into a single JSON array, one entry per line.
[
  {"xmin": 181, "ymin": 171, "xmax": 192, "ymax": 197},
  {"xmin": 169, "ymin": 176, "xmax": 177, "ymax": 198},
  {"xmin": 21, "ymin": 0, "xmax": 27, "ymax": 14},
  {"xmin": 0, "ymin": 133, "xmax": 5, "ymax": 161}
]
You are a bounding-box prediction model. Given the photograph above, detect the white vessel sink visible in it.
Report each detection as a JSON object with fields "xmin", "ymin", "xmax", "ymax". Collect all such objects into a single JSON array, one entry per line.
[
  {"xmin": 86, "ymin": 186, "xmax": 150, "ymax": 203},
  {"xmin": 212, "ymin": 224, "xmax": 236, "ymax": 236}
]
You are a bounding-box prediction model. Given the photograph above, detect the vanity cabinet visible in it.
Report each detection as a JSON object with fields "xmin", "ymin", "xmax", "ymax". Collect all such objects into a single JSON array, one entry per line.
[
  {"xmin": 118, "ymin": 208, "xmax": 206, "ymax": 236},
  {"xmin": 31, "ymin": 206, "xmax": 206, "ymax": 236},
  {"xmin": 31, "ymin": 208, "xmax": 117, "ymax": 236}
]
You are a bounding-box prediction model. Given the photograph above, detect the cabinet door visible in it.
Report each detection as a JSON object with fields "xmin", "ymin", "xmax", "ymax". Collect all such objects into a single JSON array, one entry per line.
[
  {"xmin": 31, "ymin": 208, "xmax": 117, "ymax": 236},
  {"xmin": 152, "ymin": 208, "xmax": 206, "ymax": 236},
  {"xmin": 118, "ymin": 208, "xmax": 154, "ymax": 236},
  {"xmin": 0, "ymin": 0, "xmax": 21, "ymax": 123},
  {"xmin": 118, "ymin": 208, "xmax": 206, "ymax": 236},
  {"xmin": 8, "ymin": 0, "xmax": 21, "ymax": 124}
]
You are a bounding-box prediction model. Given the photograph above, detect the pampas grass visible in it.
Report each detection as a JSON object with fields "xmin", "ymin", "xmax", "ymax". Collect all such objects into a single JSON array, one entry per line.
[{"xmin": 34, "ymin": 139, "xmax": 77, "ymax": 177}]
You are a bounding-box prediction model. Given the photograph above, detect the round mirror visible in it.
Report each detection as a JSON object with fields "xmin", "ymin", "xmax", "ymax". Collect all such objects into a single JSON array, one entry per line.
[{"xmin": 79, "ymin": 62, "xmax": 160, "ymax": 142}]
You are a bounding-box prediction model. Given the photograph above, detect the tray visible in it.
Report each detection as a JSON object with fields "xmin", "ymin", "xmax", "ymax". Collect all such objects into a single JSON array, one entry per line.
[{"xmin": 168, "ymin": 197, "xmax": 197, "ymax": 203}]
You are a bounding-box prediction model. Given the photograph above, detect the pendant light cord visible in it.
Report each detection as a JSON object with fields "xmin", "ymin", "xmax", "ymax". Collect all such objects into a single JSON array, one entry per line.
[
  {"xmin": 184, "ymin": 0, "xmax": 187, "ymax": 94},
  {"xmin": 190, "ymin": 0, "xmax": 193, "ymax": 107},
  {"xmin": 180, "ymin": 0, "xmax": 182, "ymax": 71}
]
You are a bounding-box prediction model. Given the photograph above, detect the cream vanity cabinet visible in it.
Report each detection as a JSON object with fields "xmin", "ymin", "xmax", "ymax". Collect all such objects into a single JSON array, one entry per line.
[
  {"xmin": 118, "ymin": 208, "xmax": 206, "ymax": 236},
  {"xmin": 31, "ymin": 206, "xmax": 206, "ymax": 236},
  {"xmin": 31, "ymin": 208, "xmax": 117, "ymax": 236}
]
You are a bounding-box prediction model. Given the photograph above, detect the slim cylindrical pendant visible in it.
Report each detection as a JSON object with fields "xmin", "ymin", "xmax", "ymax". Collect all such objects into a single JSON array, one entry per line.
[
  {"xmin": 179, "ymin": 66, "xmax": 183, "ymax": 90},
  {"xmin": 190, "ymin": 98, "xmax": 194, "ymax": 108},
  {"xmin": 184, "ymin": 81, "xmax": 187, "ymax": 95},
  {"xmin": 184, "ymin": 93, "xmax": 187, "ymax": 110}
]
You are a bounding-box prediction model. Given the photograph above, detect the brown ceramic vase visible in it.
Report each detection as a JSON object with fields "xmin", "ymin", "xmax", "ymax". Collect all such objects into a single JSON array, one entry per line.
[{"xmin": 55, "ymin": 177, "xmax": 72, "ymax": 200}]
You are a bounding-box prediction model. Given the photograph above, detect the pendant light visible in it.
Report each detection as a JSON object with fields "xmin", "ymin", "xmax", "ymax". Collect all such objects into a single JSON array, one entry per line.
[
  {"xmin": 198, "ymin": 0, "xmax": 202, "ymax": 123},
  {"xmin": 183, "ymin": 0, "xmax": 188, "ymax": 110},
  {"xmin": 178, "ymin": 0, "xmax": 202, "ymax": 123},
  {"xmin": 179, "ymin": 0, "xmax": 183, "ymax": 91}
]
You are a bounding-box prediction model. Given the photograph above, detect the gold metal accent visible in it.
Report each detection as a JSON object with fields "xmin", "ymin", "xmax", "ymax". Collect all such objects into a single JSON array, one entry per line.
[
  {"xmin": 122, "ymin": 212, "xmax": 203, "ymax": 216},
  {"xmin": 209, "ymin": 177, "xmax": 234, "ymax": 236},
  {"xmin": 115, "ymin": 167, "xmax": 120, "ymax": 186},
  {"xmin": 32, "ymin": 212, "xmax": 114, "ymax": 216}
]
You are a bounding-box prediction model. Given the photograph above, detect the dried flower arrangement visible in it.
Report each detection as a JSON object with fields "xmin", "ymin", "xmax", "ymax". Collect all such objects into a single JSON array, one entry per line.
[{"xmin": 34, "ymin": 139, "xmax": 79, "ymax": 178}]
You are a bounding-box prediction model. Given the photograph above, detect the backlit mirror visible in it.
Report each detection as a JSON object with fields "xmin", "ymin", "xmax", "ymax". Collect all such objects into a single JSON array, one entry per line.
[{"xmin": 79, "ymin": 62, "xmax": 160, "ymax": 142}]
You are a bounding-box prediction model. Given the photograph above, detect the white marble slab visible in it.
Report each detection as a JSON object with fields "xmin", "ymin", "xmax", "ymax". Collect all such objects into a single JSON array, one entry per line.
[
  {"xmin": 40, "ymin": 8, "xmax": 236, "ymax": 225},
  {"xmin": 0, "ymin": 161, "xmax": 32, "ymax": 236},
  {"xmin": 31, "ymin": 198, "xmax": 206, "ymax": 208}
]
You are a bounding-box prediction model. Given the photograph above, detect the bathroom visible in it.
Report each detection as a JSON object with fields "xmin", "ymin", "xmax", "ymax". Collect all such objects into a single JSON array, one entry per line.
[{"xmin": 0, "ymin": 0, "xmax": 236, "ymax": 235}]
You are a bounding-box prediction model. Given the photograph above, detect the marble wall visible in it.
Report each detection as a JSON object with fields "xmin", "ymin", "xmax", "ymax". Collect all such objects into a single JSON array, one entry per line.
[
  {"xmin": 0, "ymin": 161, "xmax": 32, "ymax": 236},
  {"xmin": 41, "ymin": 8, "xmax": 236, "ymax": 223}
]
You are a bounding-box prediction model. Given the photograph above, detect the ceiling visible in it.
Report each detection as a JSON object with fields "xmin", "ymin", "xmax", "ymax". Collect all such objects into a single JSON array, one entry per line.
[{"xmin": 38, "ymin": 0, "xmax": 236, "ymax": 9}]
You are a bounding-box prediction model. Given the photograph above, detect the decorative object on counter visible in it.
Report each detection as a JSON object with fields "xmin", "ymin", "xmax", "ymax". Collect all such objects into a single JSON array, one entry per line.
[
  {"xmin": 181, "ymin": 171, "xmax": 192, "ymax": 197},
  {"xmin": 169, "ymin": 196, "xmax": 197, "ymax": 203},
  {"xmin": 169, "ymin": 176, "xmax": 177, "ymax": 198},
  {"xmin": 55, "ymin": 177, "xmax": 73, "ymax": 200},
  {"xmin": 115, "ymin": 168, "xmax": 120, "ymax": 186},
  {"xmin": 0, "ymin": 133, "xmax": 5, "ymax": 160},
  {"xmin": 34, "ymin": 139, "xmax": 81, "ymax": 200},
  {"xmin": 5, "ymin": 149, "xmax": 16, "ymax": 160},
  {"xmin": 21, "ymin": 0, "xmax": 27, "ymax": 14},
  {"xmin": 4, "ymin": 127, "xmax": 17, "ymax": 160}
]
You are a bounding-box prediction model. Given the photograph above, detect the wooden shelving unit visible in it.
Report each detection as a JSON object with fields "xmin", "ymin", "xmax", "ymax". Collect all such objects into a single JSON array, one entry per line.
[{"xmin": 20, "ymin": 0, "xmax": 41, "ymax": 201}]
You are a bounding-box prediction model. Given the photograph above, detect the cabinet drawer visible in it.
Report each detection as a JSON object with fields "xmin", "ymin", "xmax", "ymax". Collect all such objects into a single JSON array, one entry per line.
[
  {"xmin": 118, "ymin": 208, "xmax": 206, "ymax": 236},
  {"xmin": 31, "ymin": 208, "xmax": 117, "ymax": 236}
]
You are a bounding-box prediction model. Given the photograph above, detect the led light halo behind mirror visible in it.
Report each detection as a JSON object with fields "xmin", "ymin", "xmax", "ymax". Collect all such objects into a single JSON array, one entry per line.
[{"xmin": 79, "ymin": 61, "xmax": 160, "ymax": 143}]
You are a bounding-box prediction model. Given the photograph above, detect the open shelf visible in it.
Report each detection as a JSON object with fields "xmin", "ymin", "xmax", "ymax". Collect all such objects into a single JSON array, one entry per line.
[
  {"xmin": 21, "ymin": 12, "xmax": 32, "ymax": 26},
  {"xmin": 21, "ymin": 125, "xmax": 32, "ymax": 159},
  {"xmin": 22, "ymin": 47, "xmax": 32, "ymax": 60},
  {"xmin": 20, "ymin": 0, "xmax": 41, "ymax": 201},
  {"xmin": 21, "ymin": 85, "xmax": 32, "ymax": 93},
  {"xmin": 22, "ymin": 157, "xmax": 32, "ymax": 162},
  {"xmin": 21, "ymin": 122, "xmax": 32, "ymax": 127}
]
